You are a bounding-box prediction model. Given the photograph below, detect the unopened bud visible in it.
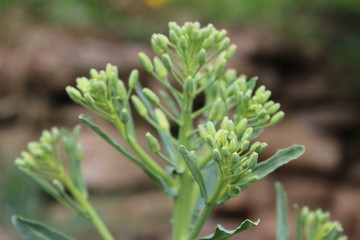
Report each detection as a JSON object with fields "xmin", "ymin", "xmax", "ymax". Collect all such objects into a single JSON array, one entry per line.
[
  {"xmin": 198, "ymin": 125, "xmax": 207, "ymax": 141},
  {"xmin": 169, "ymin": 30, "xmax": 178, "ymax": 44},
  {"xmin": 215, "ymin": 59, "xmax": 226, "ymax": 78},
  {"xmin": 90, "ymin": 81, "xmax": 106, "ymax": 96},
  {"xmin": 66, "ymin": 86, "xmax": 83, "ymax": 103},
  {"xmin": 197, "ymin": 48, "xmax": 207, "ymax": 67},
  {"xmin": 138, "ymin": 52, "xmax": 153, "ymax": 73},
  {"xmin": 154, "ymin": 57, "xmax": 168, "ymax": 79},
  {"xmin": 221, "ymin": 146, "xmax": 230, "ymax": 159},
  {"xmin": 218, "ymin": 37, "xmax": 230, "ymax": 52},
  {"xmin": 235, "ymin": 119, "xmax": 248, "ymax": 135},
  {"xmin": 184, "ymin": 76, "xmax": 195, "ymax": 96},
  {"xmin": 90, "ymin": 69, "xmax": 99, "ymax": 79},
  {"xmin": 155, "ymin": 108, "xmax": 170, "ymax": 131},
  {"xmin": 206, "ymin": 122, "xmax": 216, "ymax": 136},
  {"xmin": 209, "ymin": 99, "xmax": 226, "ymax": 121},
  {"xmin": 178, "ymin": 36, "xmax": 188, "ymax": 51},
  {"xmin": 206, "ymin": 135, "xmax": 216, "ymax": 148},
  {"xmin": 117, "ymin": 81, "xmax": 127, "ymax": 101},
  {"xmin": 225, "ymin": 44, "xmax": 237, "ymax": 61},
  {"xmin": 120, "ymin": 108, "xmax": 129, "ymax": 124},
  {"xmin": 212, "ymin": 148, "xmax": 221, "ymax": 162},
  {"xmin": 162, "ymin": 53, "xmax": 173, "ymax": 71},
  {"xmin": 230, "ymin": 152, "xmax": 240, "ymax": 163},
  {"xmin": 242, "ymin": 127, "xmax": 253, "ymax": 141},
  {"xmin": 129, "ymin": 69, "xmax": 139, "ymax": 89},
  {"xmin": 131, "ymin": 95, "xmax": 147, "ymax": 117},
  {"xmin": 255, "ymin": 86, "xmax": 266, "ymax": 96},
  {"xmin": 143, "ymin": 88, "xmax": 160, "ymax": 106},
  {"xmin": 240, "ymin": 140, "xmax": 249, "ymax": 152},
  {"xmin": 267, "ymin": 103, "xmax": 280, "ymax": 115},
  {"xmin": 270, "ymin": 111, "xmax": 285, "ymax": 125},
  {"xmin": 145, "ymin": 132, "xmax": 160, "ymax": 153}
]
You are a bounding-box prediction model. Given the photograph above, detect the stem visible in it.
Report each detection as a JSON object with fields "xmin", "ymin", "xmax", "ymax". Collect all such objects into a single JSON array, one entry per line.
[
  {"xmin": 173, "ymin": 94, "xmax": 196, "ymax": 240},
  {"xmin": 59, "ymin": 171, "xmax": 115, "ymax": 240},
  {"xmin": 189, "ymin": 175, "xmax": 224, "ymax": 240}
]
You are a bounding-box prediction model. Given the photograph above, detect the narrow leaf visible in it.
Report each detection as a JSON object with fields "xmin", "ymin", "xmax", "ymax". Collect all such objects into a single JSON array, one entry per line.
[
  {"xmin": 246, "ymin": 76, "xmax": 258, "ymax": 90},
  {"xmin": 178, "ymin": 145, "xmax": 207, "ymax": 200},
  {"xmin": 242, "ymin": 145, "xmax": 305, "ymax": 190},
  {"xmin": 12, "ymin": 215, "xmax": 74, "ymax": 240},
  {"xmin": 80, "ymin": 114, "xmax": 177, "ymax": 196},
  {"xmin": 275, "ymin": 182, "xmax": 289, "ymax": 240},
  {"xmin": 198, "ymin": 219, "xmax": 259, "ymax": 240}
]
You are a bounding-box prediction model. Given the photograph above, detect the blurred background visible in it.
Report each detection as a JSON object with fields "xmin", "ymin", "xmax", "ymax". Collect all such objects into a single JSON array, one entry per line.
[{"xmin": 0, "ymin": 0, "xmax": 359, "ymax": 239}]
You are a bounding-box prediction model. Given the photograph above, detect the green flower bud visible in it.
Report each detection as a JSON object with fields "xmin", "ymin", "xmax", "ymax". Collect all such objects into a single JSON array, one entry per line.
[
  {"xmin": 90, "ymin": 69, "xmax": 99, "ymax": 79},
  {"xmin": 76, "ymin": 77, "xmax": 91, "ymax": 93},
  {"xmin": 169, "ymin": 30, "xmax": 178, "ymax": 44},
  {"xmin": 178, "ymin": 35, "xmax": 188, "ymax": 51},
  {"xmin": 255, "ymin": 86, "xmax": 266, "ymax": 96},
  {"xmin": 264, "ymin": 100, "xmax": 275, "ymax": 109},
  {"xmin": 129, "ymin": 69, "xmax": 139, "ymax": 89},
  {"xmin": 230, "ymin": 152, "xmax": 240, "ymax": 164},
  {"xmin": 242, "ymin": 127, "xmax": 253, "ymax": 141},
  {"xmin": 84, "ymin": 94, "xmax": 96, "ymax": 106},
  {"xmin": 131, "ymin": 95, "xmax": 147, "ymax": 117},
  {"xmin": 216, "ymin": 29, "xmax": 227, "ymax": 42},
  {"xmin": 218, "ymin": 37, "xmax": 230, "ymax": 52},
  {"xmin": 154, "ymin": 57, "xmax": 168, "ymax": 79},
  {"xmin": 249, "ymin": 142, "xmax": 261, "ymax": 153},
  {"xmin": 169, "ymin": 22, "xmax": 181, "ymax": 35},
  {"xmin": 143, "ymin": 88, "xmax": 160, "ymax": 106},
  {"xmin": 151, "ymin": 36, "xmax": 164, "ymax": 55},
  {"xmin": 240, "ymin": 140, "xmax": 249, "ymax": 152},
  {"xmin": 51, "ymin": 127, "xmax": 60, "ymax": 142},
  {"xmin": 145, "ymin": 132, "xmax": 161, "ymax": 153},
  {"xmin": 120, "ymin": 108, "xmax": 129, "ymax": 124},
  {"xmin": 228, "ymin": 186, "xmax": 241, "ymax": 198},
  {"xmin": 235, "ymin": 119, "xmax": 248, "ymax": 135},
  {"xmin": 221, "ymin": 116, "xmax": 230, "ymax": 130},
  {"xmin": 155, "ymin": 108, "xmax": 170, "ymax": 131},
  {"xmin": 66, "ymin": 86, "xmax": 83, "ymax": 103},
  {"xmin": 116, "ymin": 81, "xmax": 127, "ymax": 101},
  {"xmin": 215, "ymin": 59, "xmax": 226, "ymax": 78},
  {"xmin": 52, "ymin": 179, "xmax": 65, "ymax": 192},
  {"xmin": 138, "ymin": 52, "xmax": 153, "ymax": 73},
  {"xmin": 197, "ymin": 48, "xmax": 207, "ymax": 67},
  {"xmin": 206, "ymin": 121, "xmax": 216, "ymax": 136},
  {"xmin": 259, "ymin": 90, "xmax": 271, "ymax": 103},
  {"xmin": 198, "ymin": 125, "xmax": 207, "ymax": 141},
  {"xmin": 209, "ymin": 99, "xmax": 226, "ymax": 121},
  {"xmin": 212, "ymin": 148, "xmax": 221, "ymax": 162},
  {"xmin": 225, "ymin": 44, "xmax": 237, "ymax": 61},
  {"xmin": 228, "ymin": 139, "xmax": 238, "ymax": 153},
  {"xmin": 270, "ymin": 111, "xmax": 285, "ymax": 125},
  {"xmin": 90, "ymin": 81, "xmax": 106, "ymax": 97},
  {"xmin": 221, "ymin": 146, "xmax": 230, "ymax": 159},
  {"xmin": 267, "ymin": 103, "xmax": 280, "ymax": 115},
  {"xmin": 206, "ymin": 135, "xmax": 216, "ymax": 148},
  {"xmin": 162, "ymin": 53, "xmax": 173, "ymax": 71},
  {"xmin": 184, "ymin": 76, "xmax": 196, "ymax": 96}
]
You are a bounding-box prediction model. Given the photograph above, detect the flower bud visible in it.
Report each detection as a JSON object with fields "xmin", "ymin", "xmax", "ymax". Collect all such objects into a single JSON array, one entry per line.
[
  {"xmin": 218, "ymin": 37, "xmax": 230, "ymax": 52},
  {"xmin": 66, "ymin": 86, "xmax": 83, "ymax": 103},
  {"xmin": 270, "ymin": 111, "xmax": 285, "ymax": 125},
  {"xmin": 131, "ymin": 95, "xmax": 147, "ymax": 117},
  {"xmin": 184, "ymin": 76, "xmax": 195, "ymax": 96},
  {"xmin": 198, "ymin": 125, "xmax": 207, "ymax": 141},
  {"xmin": 230, "ymin": 152, "xmax": 240, "ymax": 163},
  {"xmin": 143, "ymin": 88, "xmax": 160, "ymax": 106},
  {"xmin": 178, "ymin": 35, "xmax": 188, "ymax": 51},
  {"xmin": 209, "ymin": 99, "xmax": 226, "ymax": 121},
  {"xmin": 138, "ymin": 52, "xmax": 153, "ymax": 73},
  {"xmin": 225, "ymin": 44, "xmax": 237, "ymax": 61},
  {"xmin": 154, "ymin": 57, "xmax": 168, "ymax": 79},
  {"xmin": 162, "ymin": 53, "xmax": 173, "ymax": 71},
  {"xmin": 90, "ymin": 69, "xmax": 99, "ymax": 79},
  {"xmin": 212, "ymin": 148, "xmax": 221, "ymax": 162},
  {"xmin": 221, "ymin": 146, "xmax": 230, "ymax": 159},
  {"xmin": 228, "ymin": 139, "xmax": 238, "ymax": 153},
  {"xmin": 90, "ymin": 81, "xmax": 106, "ymax": 96},
  {"xmin": 235, "ymin": 119, "xmax": 248, "ymax": 135},
  {"xmin": 259, "ymin": 90, "xmax": 271, "ymax": 103},
  {"xmin": 264, "ymin": 100, "xmax": 275, "ymax": 109},
  {"xmin": 116, "ymin": 81, "xmax": 127, "ymax": 101},
  {"xmin": 84, "ymin": 94, "xmax": 96, "ymax": 106},
  {"xmin": 169, "ymin": 30, "xmax": 178, "ymax": 44},
  {"xmin": 129, "ymin": 69, "xmax": 139, "ymax": 89},
  {"xmin": 145, "ymin": 132, "xmax": 161, "ymax": 153},
  {"xmin": 255, "ymin": 86, "xmax": 266, "ymax": 96},
  {"xmin": 206, "ymin": 122, "xmax": 216, "ymax": 136},
  {"xmin": 120, "ymin": 108, "xmax": 129, "ymax": 124},
  {"xmin": 215, "ymin": 59, "xmax": 226, "ymax": 78},
  {"xmin": 206, "ymin": 135, "xmax": 216, "ymax": 148},
  {"xmin": 267, "ymin": 103, "xmax": 280, "ymax": 115},
  {"xmin": 155, "ymin": 108, "xmax": 170, "ymax": 131},
  {"xmin": 240, "ymin": 140, "xmax": 249, "ymax": 152},
  {"xmin": 241, "ymin": 127, "xmax": 253, "ymax": 141},
  {"xmin": 197, "ymin": 48, "xmax": 207, "ymax": 67}
]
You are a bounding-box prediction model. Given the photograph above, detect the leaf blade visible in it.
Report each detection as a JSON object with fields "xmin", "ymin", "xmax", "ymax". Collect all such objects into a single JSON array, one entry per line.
[
  {"xmin": 198, "ymin": 219, "xmax": 259, "ymax": 240},
  {"xmin": 12, "ymin": 215, "xmax": 75, "ymax": 240},
  {"xmin": 275, "ymin": 182, "xmax": 289, "ymax": 240}
]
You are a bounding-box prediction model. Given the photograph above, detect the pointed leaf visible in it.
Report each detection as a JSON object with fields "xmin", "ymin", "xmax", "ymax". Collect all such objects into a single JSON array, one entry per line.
[
  {"xmin": 275, "ymin": 182, "xmax": 289, "ymax": 240},
  {"xmin": 246, "ymin": 76, "xmax": 258, "ymax": 90},
  {"xmin": 178, "ymin": 145, "xmax": 207, "ymax": 200},
  {"xmin": 242, "ymin": 145, "xmax": 305, "ymax": 190},
  {"xmin": 12, "ymin": 215, "xmax": 74, "ymax": 240},
  {"xmin": 80, "ymin": 114, "xmax": 177, "ymax": 196},
  {"xmin": 198, "ymin": 219, "xmax": 259, "ymax": 240}
]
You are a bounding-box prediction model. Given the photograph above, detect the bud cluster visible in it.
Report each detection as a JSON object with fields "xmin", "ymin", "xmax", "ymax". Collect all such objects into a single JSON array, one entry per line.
[
  {"xmin": 198, "ymin": 117, "xmax": 267, "ymax": 199},
  {"xmin": 66, "ymin": 64, "xmax": 138, "ymax": 121},
  {"xmin": 207, "ymin": 72, "xmax": 284, "ymax": 130},
  {"xmin": 298, "ymin": 207, "xmax": 347, "ymax": 240}
]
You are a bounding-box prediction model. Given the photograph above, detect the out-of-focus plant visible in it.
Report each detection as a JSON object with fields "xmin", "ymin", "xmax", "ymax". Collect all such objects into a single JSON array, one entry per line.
[
  {"xmin": 275, "ymin": 183, "xmax": 347, "ymax": 240},
  {"xmin": 12, "ymin": 22, "xmax": 346, "ymax": 240}
]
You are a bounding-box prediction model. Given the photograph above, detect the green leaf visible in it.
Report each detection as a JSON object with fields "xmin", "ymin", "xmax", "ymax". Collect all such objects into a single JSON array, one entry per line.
[
  {"xmin": 275, "ymin": 182, "xmax": 289, "ymax": 240},
  {"xmin": 80, "ymin": 114, "xmax": 177, "ymax": 196},
  {"xmin": 178, "ymin": 145, "xmax": 207, "ymax": 200},
  {"xmin": 246, "ymin": 76, "xmax": 258, "ymax": 90},
  {"xmin": 294, "ymin": 205, "xmax": 303, "ymax": 240},
  {"xmin": 12, "ymin": 215, "xmax": 75, "ymax": 240},
  {"xmin": 198, "ymin": 219, "xmax": 259, "ymax": 240},
  {"xmin": 242, "ymin": 145, "xmax": 305, "ymax": 190}
]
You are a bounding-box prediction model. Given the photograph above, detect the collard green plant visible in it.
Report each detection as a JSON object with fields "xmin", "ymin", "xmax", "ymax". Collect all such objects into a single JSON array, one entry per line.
[{"xmin": 13, "ymin": 22, "xmax": 345, "ymax": 240}]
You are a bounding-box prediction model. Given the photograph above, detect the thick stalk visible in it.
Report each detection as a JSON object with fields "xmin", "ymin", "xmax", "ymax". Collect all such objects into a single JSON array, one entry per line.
[
  {"xmin": 173, "ymin": 95, "xmax": 196, "ymax": 240},
  {"xmin": 59, "ymin": 171, "xmax": 115, "ymax": 240},
  {"xmin": 188, "ymin": 176, "xmax": 224, "ymax": 240}
]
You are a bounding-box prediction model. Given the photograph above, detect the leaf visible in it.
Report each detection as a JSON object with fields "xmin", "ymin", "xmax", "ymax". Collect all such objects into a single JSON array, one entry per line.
[
  {"xmin": 198, "ymin": 219, "xmax": 259, "ymax": 240},
  {"xmin": 80, "ymin": 114, "xmax": 177, "ymax": 196},
  {"xmin": 275, "ymin": 182, "xmax": 289, "ymax": 240},
  {"xmin": 242, "ymin": 145, "xmax": 305, "ymax": 190},
  {"xmin": 12, "ymin": 215, "xmax": 75, "ymax": 240},
  {"xmin": 178, "ymin": 145, "xmax": 207, "ymax": 200}
]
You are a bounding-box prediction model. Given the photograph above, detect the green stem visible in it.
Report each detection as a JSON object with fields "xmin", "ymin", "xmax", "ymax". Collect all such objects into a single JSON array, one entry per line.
[
  {"xmin": 173, "ymin": 94, "xmax": 196, "ymax": 240},
  {"xmin": 59, "ymin": 171, "xmax": 115, "ymax": 240},
  {"xmin": 189, "ymin": 175, "xmax": 224, "ymax": 240}
]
